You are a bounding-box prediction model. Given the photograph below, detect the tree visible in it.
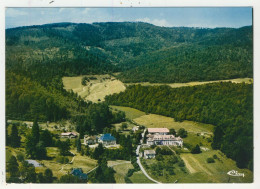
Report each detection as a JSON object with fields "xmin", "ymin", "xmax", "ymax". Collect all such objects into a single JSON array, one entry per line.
[
  {"xmin": 177, "ymin": 128, "xmax": 188, "ymax": 138},
  {"xmin": 76, "ymin": 137, "xmax": 82, "ymax": 153},
  {"xmin": 169, "ymin": 128, "xmax": 176, "ymax": 136},
  {"xmin": 32, "ymin": 120, "xmax": 40, "ymax": 144},
  {"xmin": 44, "ymin": 168, "xmax": 54, "ymax": 183},
  {"xmin": 40, "ymin": 129, "xmax": 53, "ymax": 147},
  {"xmin": 35, "ymin": 141, "xmax": 47, "ymax": 159},
  {"xmin": 207, "ymin": 158, "xmax": 215, "ymax": 163},
  {"xmin": 92, "ymin": 143, "xmax": 104, "ymax": 159},
  {"xmin": 9, "ymin": 124, "xmax": 21, "ymax": 147},
  {"xmin": 57, "ymin": 139, "xmax": 71, "ymax": 156},
  {"xmin": 7, "ymin": 155, "xmax": 19, "ymax": 177},
  {"xmin": 191, "ymin": 144, "xmax": 201, "ymax": 154},
  {"xmin": 121, "ymin": 123, "xmax": 127, "ymax": 130}
]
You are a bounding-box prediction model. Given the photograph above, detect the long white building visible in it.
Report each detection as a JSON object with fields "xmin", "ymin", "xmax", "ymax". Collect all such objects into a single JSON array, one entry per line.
[{"xmin": 147, "ymin": 134, "xmax": 183, "ymax": 147}]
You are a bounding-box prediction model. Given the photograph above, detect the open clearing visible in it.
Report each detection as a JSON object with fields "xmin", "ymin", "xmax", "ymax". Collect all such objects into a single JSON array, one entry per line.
[
  {"xmin": 112, "ymin": 161, "xmax": 134, "ymax": 183},
  {"xmin": 133, "ymin": 114, "xmax": 214, "ymax": 134},
  {"xmin": 110, "ymin": 105, "xmax": 146, "ymax": 120},
  {"xmin": 125, "ymin": 78, "xmax": 253, "ymax": 88},
  {"xmin": 63, "ymin": 74, "xmax": 126, "ymax": 103},
  {"xmin": 129, "ymin": 170, "xmax": 154, "ymax": 183}
]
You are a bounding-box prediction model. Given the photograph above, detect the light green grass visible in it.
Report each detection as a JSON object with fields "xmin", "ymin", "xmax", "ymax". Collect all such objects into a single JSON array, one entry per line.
[
  {"xmin": 134, "ymin": 114, "xmax": 214, "ymax": 134},
  {"xmin": 110, "ymin": 105, "xmax": 146, "ymax": 120},
  {"xmin": 125, "ymin": 78, "xmax": 253, "ymax": 89},
  {"xmin": 180, "ymin": 150, "xmax": 253, "ymax": 183},
  {"xmin": 112, "ymin": 162, "xmax": 134, "ymax": 183},
  {"xmin": 129, "ymin": 170, "xmax": 154, "ymax": 183}
]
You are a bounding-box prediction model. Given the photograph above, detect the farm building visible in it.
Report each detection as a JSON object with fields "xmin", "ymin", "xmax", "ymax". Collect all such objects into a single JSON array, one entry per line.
[
  {"xmin": 70, "ymin": 168, "xmax": 88, "ymax": 180},
  {"xmin": 147, "ymin": 134, "xmax": 183, "ymax": 147},
  {"xmin": 144, "ymin": 150, "xmax": 156, "ymax": 159},
  {"xmin": 84, "ymin": 135, "xmax": 98, "ymax": 145},
  {"xmin": 147, "ymin": 128, "xmax": 169, "ymax": 135},
  {"xmin": 98, "ymin": 133, "xmax": 116, "ymax": 146},
  {"xmin": 61, "ymin": 132, "xmax": 78, "ymax": 138}
]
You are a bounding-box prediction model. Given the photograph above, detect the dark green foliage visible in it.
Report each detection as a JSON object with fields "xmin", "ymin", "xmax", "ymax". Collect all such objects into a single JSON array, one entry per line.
[
  {"xmin": 156, "ymin": 154, "xmax": 164, "ymax": 161},
  {"xmin": 92, "ymin": 143, "xmax": 105, "ymax": 159},
  {"xmin": 17, "ymin": 154, "xmax": 25, "ymax": 162},
  {"xmin": 76, "ymin": 137, "xmax": 81, "ymax": 153},
  {"xmin": 31, "ymin": 120, "xmax": 40, "ymax": 144},
  {"xmin": 213, "ymin": 154, "xmax": 218, "ymax": 159},
  {"xmin": 191, "ymin": 145, "xmax": 201, "ymax": 154},
  {"xmin": 19, "ymin": 161, "xmax": 37, "ymax": 183},
  {"xmin": 59, "ymin": 174, "xmax": 85, "ymax": 183},
  {"xmin": 44, "ymin": 168, "xmax": 54, "ymax": 183},
  {"xmin": 177, "ymin": 128, "xmax": 188, "ymax": 138},
  {"xmin": 9, "ymin": 124, "xmax": 21, "ymax": 147},
  {"xmin": 7, "ymin": 155, "xmax": 19, "ymax": 177},
  {"xmin": 169, "ymin": 128, "xmax": 176, "ymax": 136},
  {"xmin": 207, "ymin": 158, "xmax": 215, "ymax": 163},
  {"xmin": 106, "ymin": 82, "xmax": 253, "ymax": 169},
  {"xmin": 121, "ymin": 122, "xmax": 128, "ymax": 130},
  {"xmin": 89, "ymin": 157, "xmax": 116, "ymax": 183},
  {"xmin": 40, "ymin": 129, "xmax": 53, "ymax": 147},
  {"xmin": 57, "ymin": 139, "xmax": 71, "ymax": 156},
  {"xmin": 124, "ymin": 176, "xmax": 133, "ymax": 183}
]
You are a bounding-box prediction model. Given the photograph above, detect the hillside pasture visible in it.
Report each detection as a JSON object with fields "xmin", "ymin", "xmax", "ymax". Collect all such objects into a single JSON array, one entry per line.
[
  {"xmin": 133, "ymin": 114, "xmax": 214, "ymax": 134},
  {"xmin": 63, "ymin": 74, "xmax": 126, "ymax": 103},
  {"xmin": 110, "ymin": 105, "xmax": 146, "ymax": 120},
  {"xmin": 180, "ymin": 150, "xmax": 253, "ymax": 183},
  {"xmin": 110, "ymin": 161, "xmax": 133, "ymax": 183}
]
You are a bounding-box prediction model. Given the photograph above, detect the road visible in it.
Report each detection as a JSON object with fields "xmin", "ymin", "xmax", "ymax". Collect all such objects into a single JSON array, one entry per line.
[{"xmin": 136, "ymin": 145, "xmax": 161, "ymax": 184}]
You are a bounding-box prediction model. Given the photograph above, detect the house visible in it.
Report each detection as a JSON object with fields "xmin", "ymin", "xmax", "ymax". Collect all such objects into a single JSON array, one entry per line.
[
  {"xmin": 25, "ymin": 160, "xmax": 42, "ymax": 167},
  {"xmin": 70, "ymin": 168, "xmax": 88, "ymax": 180},
  {"xmin": 84, "ymin": 135, "xmax": 98, "ymax": 145},
  {"xmin": 147, "ymin": 128, "xmax": 169, "ymax": 135},
  {"xmin": 147, "ymin": 134, "xmax": 183, "ymax": 147},
  {"xmin": 132, "ymin": 126, "xmax": 140, "ymax": 132},
  {"xmin": 98, "ymin": 133, "xmax": 116, "ymax": 146},
  {"xmin": 61, "ymin": 132, "xmax": 78, "ymax": 138},
  {"xmin": 144, "ymin": 150, "xmax": 156, "ymax": 159}
]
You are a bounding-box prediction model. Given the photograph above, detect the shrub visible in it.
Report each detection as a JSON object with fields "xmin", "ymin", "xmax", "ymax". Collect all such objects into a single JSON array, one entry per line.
[
  {"xmin": 207, "ymin": 157, "xmax": 215, "ymax": 163},
  {"xmin": 17, "ymin": 153, "xmax": 24, "ymax": 162},
  {"xmin": 191, "ymin": 144, "xmax": 201, "ymax": 154},
  {"xmin": 178, "ymin": 160, "xmax": 185, "ymax": 167},
  {"xmin": 213, "ymin": 154, "xmax": 218, "ymax": 159},
  {"xmin": 124, "ymin": 176, "xmax": 133, "ymax": 183}
]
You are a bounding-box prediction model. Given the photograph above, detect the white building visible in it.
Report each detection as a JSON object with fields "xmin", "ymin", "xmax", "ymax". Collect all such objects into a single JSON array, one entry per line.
[
  {"xmin": 147, "ymin": 134, "xmax": 183, "ymax": 147},
  {"xmin": 144, "ymin": 150, "xmax": 156, "ymax": 159}
]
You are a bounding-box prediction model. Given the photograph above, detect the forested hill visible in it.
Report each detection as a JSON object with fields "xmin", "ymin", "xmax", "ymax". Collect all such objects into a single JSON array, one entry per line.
[{"xmin": 6, "ymin": 22, "xmax": 252, "ymax": 83}]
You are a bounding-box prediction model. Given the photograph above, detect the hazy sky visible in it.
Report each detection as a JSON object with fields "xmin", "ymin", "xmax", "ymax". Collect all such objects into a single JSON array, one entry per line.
[{"xmin": 5, "ymin": 7, "xmax": 252, "ymax": 29}]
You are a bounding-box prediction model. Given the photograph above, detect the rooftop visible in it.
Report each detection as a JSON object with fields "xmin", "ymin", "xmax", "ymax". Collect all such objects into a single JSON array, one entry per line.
[
  {"xmin": 148, "ymin": 128, "xmax": 169, "ymax": 133},
  {"xmin": 144, "ymin": 150, "xmax": 156, "ymax": 154},
  {"xmin": 99, "ymin": 133, "xmax": 116, "ymax": 141}
]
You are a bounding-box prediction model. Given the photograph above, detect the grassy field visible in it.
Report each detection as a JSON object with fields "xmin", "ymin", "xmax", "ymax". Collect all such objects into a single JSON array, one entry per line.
[
  {"xmin": 129, "ymin": 170, "xmax": 154, "ymax": 183},
  {"xmin": 134, "ymin": 114, "xmax": 214, "ymax": 134},
  {"xmin": 111, "ymin": 161, "xmax": 134, "ymax": 183},
  {"xmin": 125, "ymin": 78, "xmax": 253, "ymax": 89},
  {"xmin": 110, "ymin": 105, "xmax": 146, "ymax": 120},
  {"xmin": 180, "ymin": 150, "xmax": 253, "ymax": 183},
  {"xmin": 63, "ymin": 74, "xmax": 126, "ymax": 103}
]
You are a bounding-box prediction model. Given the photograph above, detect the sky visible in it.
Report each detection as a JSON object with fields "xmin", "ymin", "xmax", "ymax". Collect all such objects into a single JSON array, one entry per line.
[{"xmin": 5, "ymin": 7, "xmax": 252, "ymax": 29}]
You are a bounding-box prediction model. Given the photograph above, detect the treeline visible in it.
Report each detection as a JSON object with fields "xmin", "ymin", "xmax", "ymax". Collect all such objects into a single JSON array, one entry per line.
[{"xmin": 105, "ymin": 82, "xmax": 253, "ymax": 170}]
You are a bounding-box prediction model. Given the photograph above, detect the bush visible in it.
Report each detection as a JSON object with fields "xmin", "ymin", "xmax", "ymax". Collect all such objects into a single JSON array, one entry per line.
[
  {"xmin": 178, "ymin": 160, "xmax": 185, "ymax": 167},
  {"xmin": 155, "ymin": 154, "xmax": 164, "ymax": 161},
  {"xmin": 126, "ymin": 169, "xmax": 135, "ymax": 177},
  {"xmin": 124, "ymin": 176, "xmax": 133, "ymax": 183},
  {"xmin": 213, "ymin": 154, "xmax": 218, "ymax": 159},
  {"xmin": 207, "ymin": 157, "xmax": 215, "ymax": 163},
  {"xmin": 191, "ymin": 144, "xmax": 201, "ymax": 154},
  {"xmin": 168, "ymin": 168, "xmax": 176, "ymax": 175},
  {"xmin": 17, "ymin": 154, "xmax": 24, "ymax": 162}
]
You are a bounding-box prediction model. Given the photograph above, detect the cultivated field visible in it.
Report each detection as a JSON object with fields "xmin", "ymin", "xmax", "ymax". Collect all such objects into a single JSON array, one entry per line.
[
  {"xmin": 125, "ymin": 78, "xmax": 253, "ymax": 89},
  {"xmin": 63, "ymin": 74, "xmax": 126, "ymax": 103},
  {"xmin": 129, "ymin": 170, "xmax": 154, "ymax": 183}
]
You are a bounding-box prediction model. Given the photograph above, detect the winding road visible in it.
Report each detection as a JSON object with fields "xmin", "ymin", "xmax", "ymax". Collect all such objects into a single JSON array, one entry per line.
[{"xmin": 136, "ymin": 145, "xmax": 161, "ymax": 184}]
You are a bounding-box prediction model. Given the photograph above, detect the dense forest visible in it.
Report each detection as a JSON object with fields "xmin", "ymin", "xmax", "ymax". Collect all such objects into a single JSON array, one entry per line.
[
  {"xmin": 6, "ymin": 22, "xmax": 252, "ymax": 84},
  {"xmin": 105, "ymin": 82, "xmax": 253, "ymax": 170}
]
